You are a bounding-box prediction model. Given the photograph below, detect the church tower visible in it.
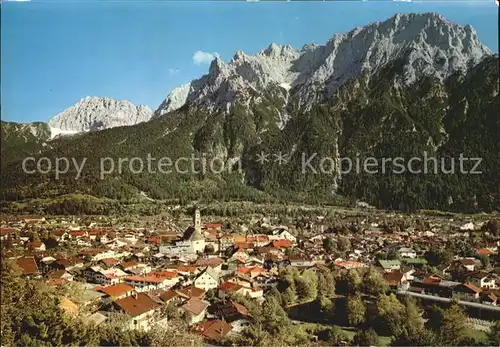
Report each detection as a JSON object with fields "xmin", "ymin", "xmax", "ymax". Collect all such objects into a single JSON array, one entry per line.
[
  {"xmin": 193, "ymin": 208, "xmax": 202, "ymax": 233},
  {"xmin": 190, "ymin": 208, "xmax": 205, "ymax": 254}
]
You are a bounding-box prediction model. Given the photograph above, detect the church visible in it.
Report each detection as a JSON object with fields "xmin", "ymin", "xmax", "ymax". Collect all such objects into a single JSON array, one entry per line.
[{"xmin": 159, "ymin": 208, "xmax": 206, "ymax": 257}]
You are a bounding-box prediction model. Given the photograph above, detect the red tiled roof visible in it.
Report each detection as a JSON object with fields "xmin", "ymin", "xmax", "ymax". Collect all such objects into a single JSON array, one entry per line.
[
  {"xmin": 16, "ymin": 257, "xmax": 39, "ymax": 275},
  {"xmin": 460, "ymin": 258, "xmax": 476, "ymax": 266},
  {"xmin": 271, "ymin": 240, "xmax": 293, "ymax": 248},
  {"xmin": 177, "ymin": 286, "xmax": 206, "ymax": 299},
  {"xmin": 194, "ymin": 319, "xmax": 233, "ymax": 341},
  {"xmin": 195, "ymin": 257, "xmax": 223, "ymax": 267},
  {"xmin": 476, "ymin": 248, "xmax": 495, "ymax": 256},
  {"xmin": 218, "ymin": 281, "xmax": 243, "ymax": 293},
  {"xmin": 100, "ymin": 258, "xmax": 119, "ymax": 266},
  {"xmin": 125, "ymin": 271, "xmax": 177, "ymax": 284},
  {"xmin": 47, "ymin": 270, "xmax": 68, "ymax": 279},
  {"xmin": 98, "ymin": 283, "xmax": 135, "ymax": 298},
  {"xmin": 159, "ymin": 290, "xmax": 179, "ymax": 302},
  {"xmin": 0, "ymin": 228, "xmax": 16, "ymax": 236},
  {"xmin": 181, "ymin": 298, "xmax": 208, "ymax": 316},
  {"xmin": 235, "ymin": 242, "xmax": 254, "ymax": 250},
  {"xmin": 461, "ymin": 282, "xmax": 482, "ymax": 294},
  {"xmin": 121, "ymin": 261, "xmax": 139, "ymax": 269},
  {"xmin": 114, "ymin": 293, "xmax": 160, "ymax": 317}
]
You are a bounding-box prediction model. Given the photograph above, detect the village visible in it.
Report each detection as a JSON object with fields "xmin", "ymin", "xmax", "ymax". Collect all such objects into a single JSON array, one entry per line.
[{"xmin": 1, "ymin": 208, "xmax": 499, "ymax": 345}]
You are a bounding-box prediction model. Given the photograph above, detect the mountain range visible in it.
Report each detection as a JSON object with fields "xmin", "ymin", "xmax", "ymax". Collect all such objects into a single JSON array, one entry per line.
[{"xmin": 2, "ymin": 12, "xmax": 499, "ymax": 213}]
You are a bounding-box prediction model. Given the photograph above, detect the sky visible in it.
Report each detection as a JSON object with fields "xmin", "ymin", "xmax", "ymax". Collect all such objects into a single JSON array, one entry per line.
[{"xmin": 1, "ymin": 0, "xmax": 498, "ymax": 123}]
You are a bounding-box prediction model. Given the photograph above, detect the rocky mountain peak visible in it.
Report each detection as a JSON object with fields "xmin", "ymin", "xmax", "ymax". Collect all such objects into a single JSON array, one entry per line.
[
  {"xmin": 48, "ymin": 97, "xmax": 153, "ymax": 133},
  {"xmin": 154, "ymin": 12, "xmax": 491, "ymax": 117}
]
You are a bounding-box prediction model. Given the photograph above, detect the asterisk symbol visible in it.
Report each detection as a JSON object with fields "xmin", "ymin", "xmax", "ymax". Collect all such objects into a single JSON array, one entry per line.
[
  {"xmin": 256, "ymin": 151, "xmax": 269, "ymax": 164},
  {"xmin": 273, "ymin": 151, "xmax": 288, "ymax": 165}
]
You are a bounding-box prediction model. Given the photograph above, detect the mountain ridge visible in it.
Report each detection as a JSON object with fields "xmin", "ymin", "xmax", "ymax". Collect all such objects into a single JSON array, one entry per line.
[
  {"xmin": 154, "ymin": 12, "xmax": 491, "ymax": 119},
  {"xmin": 48, "ymin": 96, "xmax": 153, "ymax": 133},
  {"xmin": 1, "ymin": 13, "xmax": 498, "ymax": 213}
]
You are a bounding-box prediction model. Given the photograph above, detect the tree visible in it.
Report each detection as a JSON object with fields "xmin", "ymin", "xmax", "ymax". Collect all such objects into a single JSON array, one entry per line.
[
  {"xmin": 336, "ymin": 269, "xmax": 361, "ymax": 296},
  {"xmin": 312, "ymin": 294, "xmax": 335, "ymax": 322},
  {"xmin": 325, "ymin": 326, "xmax": 348, "ymax": 345},
  {"xmin": 147, "ymin": 319, "xmax": 203, "ymax": 347},
  {"xmin": 353, "ymin": 328, "xmax": 378, "ymax": 346},
  {"xmin": 322, "ymin": 237, "xmax": 335, "ymax": 253},
  {"xmin": 425, "ymin": 304, "xmax": 444, "ymax": 331},
  {"xmin": 261, "ymin": 296, "xmax": 290, "ymax": 336},
  {"xmin": 425, "ymin": 246, "xmax": 453, "ymax": 267},
  {"xmin": 362, "ymin": 267, "xmax": 387, "ymax": 296},
  {"xmin": 374, "ymin": 293, "xmax": 406, "ymax": 336},
  {"xmin": 337, "ymin": 237, "xmax": 351, "ymax": 253},
  {"xmin": 486, "ymin": 320, "xmax": 500, "ymax": 346},
  {"xmin": 391, "ymin": 298, "xmax": 436, "ymax": 346},
  {"xmin": 347, "ymin": 296, "xmax": 366, "ymax": 326},
  {"xmin": 295, "ymin": 270, "xmax": 317, "ymax": 301},
  {"xmin": 440, "ymin": 302, "xmax": 469, "ymax": 345},
  {"xmin": 281, "ymin": 285, "xmax": 297, "ymax": 306},
  {"xmin": 484, "ymin": 218, "xmax": 500, "ymax": 236},
  {"xmin": 1, "ymin": 258, "xmax": 100, "ymax": 346}
]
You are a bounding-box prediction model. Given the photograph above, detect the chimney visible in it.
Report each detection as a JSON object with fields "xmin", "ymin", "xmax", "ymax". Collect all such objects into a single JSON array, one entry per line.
[{"xmin": 134, "ymin": 293, "xmax": 138, "ymax": 299}]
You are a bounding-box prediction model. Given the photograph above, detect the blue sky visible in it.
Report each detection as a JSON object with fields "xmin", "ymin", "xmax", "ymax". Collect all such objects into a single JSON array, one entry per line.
[{"xmin": 1, "ymin": 0, "xmax": 498, "ymax": 123}]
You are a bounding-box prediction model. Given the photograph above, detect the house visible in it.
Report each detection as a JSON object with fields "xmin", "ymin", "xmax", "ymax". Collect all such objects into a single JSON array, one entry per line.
[
  {"xmin": 398, "ymin": 247, "xmax": 417, "ymax": 259},
  {"xmin": 97, "ymin": 283, "xmax": 136, "ymax": 300},
  {"xmin": 465, "ymin": 272, "xmax": 498, "ymax": 289},
  {"xmin": 218, "ymin": 282, "xmax": 246, "ymax": 298},
  {"xmin": 383, "ymin": 271, "xmax": 409, "ymax": 290},
  {"xmin": 123, "ymin": 271, "xmax": 179, "ymax": 292},
  {"xmin": 26, "ymin": 241, "xmax": 46, "ymax": 252},
  {"xmin": 176, "ymin": 286, "xmax": 206, "ymax": 300},
  {"xmin": 84, "ymin": 266, "xmax": 128, "ymax": 285},
  {"xmin": 402, "ymin": 258, "xmax": 428, "ymax": 268},
  {"xmin": 23, "ymin": 216, "xmax": 46, "ymax": 223},
  {"xmin": 270, "ymin": 229, "xmax": 297, "ymax": 244},
  {"xmin": 218, "ymin": 301, "xmax": 249, "ymax": 322},
  {"xmin": 0, "ymin": 227, "xmax": 16, "ymax": 241},
  {"xmin": 114, "ymin": 292, "xmax": 162, "ymax": 331},
  {"xmin": 47, "ymin": 270, "xmax": 74, "ymax": 282},
  {"xmin": 452, "ymin": 283, "xmax": 482, "ymax": 301},
  {"xmin": 460, "ymin": 258, "xmax": 477, "ymax": 272},
  {"xmin": 480, "ymin": 291, "xmax": 498, "ymax": 306},
  {"xmin": 16, "ymin": 256, "xmax": 40, "ymax": 278},
  {"xmin": 236, "ymin": 266, "xmax": 266, "ymax": 279},
  {"xmin": 269, "ymin": 240, "xmax": 293, "ymax": 249},
  {"xmin": 218, "ymin": 281, "xmax": 263, "ymax": 299},
  {"xmin": 476, "ymin": 248, "xmax": 496, "ymax": 257},
  {"xmin": 378, "ymin": 260, "xmax": 401, "ymax": 272},
  {"xmin": 288, "ymin": 255, "xmax": 315, "ymax": 268},
  {"xmin": 193, "ymin": 267, "xmax": 219, "ymax": 291},
  {"xmin": 180, "ymin": 298, "xmax": 208, "ymax": 325},
  {"xmin": 194, "ymin": 257, "xmax": 224, "ymax": 272},
  {"xmin": 59, "ymin": 298, "xmax": 79, "ymax": 316},
  {"xmin": 334, "ymin": 261, "xmax": 368, "ymax": 270},
  {"xmin": 193, "ymin": 319, "xmax": 233, "ymax": 342}
]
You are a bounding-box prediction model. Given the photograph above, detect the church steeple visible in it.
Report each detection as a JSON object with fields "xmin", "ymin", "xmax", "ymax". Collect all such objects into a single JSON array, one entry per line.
[
  {"xmin": 190, "ymin": 208, "xmax": 204, "ymax": 242},
  {"xmin": 193, "ymin": 208, "xmax": 201, "ymax": 233}
]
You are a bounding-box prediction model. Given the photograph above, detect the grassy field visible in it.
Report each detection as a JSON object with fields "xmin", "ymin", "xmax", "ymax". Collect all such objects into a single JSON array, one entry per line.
[
  {"xmin": 465, "ymin": 328, "xmax": 488, "ymax": 344},
  {"xmin": 293, "ymin": 322, "xmax": 393, "ymax": 346}
]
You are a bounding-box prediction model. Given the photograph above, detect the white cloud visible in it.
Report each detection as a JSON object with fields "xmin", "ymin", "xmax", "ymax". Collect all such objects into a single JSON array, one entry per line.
[
  {"xmin": 168, "ymin": 68, "xmax": 180, "ymax": 76},
  {"xmin": 192, "ymin": 51, "xmax": 219, "ymax": 65},
  {"xmin": 4, "ymin": 0, "xmax": 32, "ymax": 2}
]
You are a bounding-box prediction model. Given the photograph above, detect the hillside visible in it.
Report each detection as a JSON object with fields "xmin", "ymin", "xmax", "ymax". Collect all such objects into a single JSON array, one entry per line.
[{"xmin": 1, "ymin": 13, "xmax": 498, "ymax": 213}]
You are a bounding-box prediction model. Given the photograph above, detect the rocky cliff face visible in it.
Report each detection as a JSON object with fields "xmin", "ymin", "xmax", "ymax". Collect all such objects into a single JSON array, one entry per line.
[
  {"xmin": 48, "ymin": 96, "xmax": 153, "ymax": 133},
  {"xmin": 155, "ymin": 12, "xmax": 491, "ymax": 118}
]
